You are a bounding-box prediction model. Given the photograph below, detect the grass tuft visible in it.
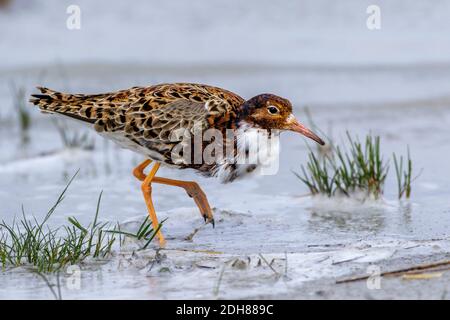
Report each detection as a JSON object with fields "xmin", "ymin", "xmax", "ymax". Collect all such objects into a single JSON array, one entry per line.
[
  {"xmin": 393, "ymin": 147, "xmax": 414, "ymax": 199},
  {"xmin": 10, "ymin": 82, "xmax": 31, "ymax": 143},
  {"xmin": 296, "ymin": 132, "xmax": 414, "ymax": 199},
  {"xmin": 106, "ymin": 216, "xmax": 164, "ymax": 250},
  {"xmin": 0, "ymin": 172, "xmax": 162, "ymax": 273}
]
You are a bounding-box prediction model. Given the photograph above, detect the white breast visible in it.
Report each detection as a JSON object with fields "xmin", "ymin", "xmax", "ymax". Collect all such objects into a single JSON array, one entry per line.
[{"xmin": 214, "ymin": 123, "xmax": 280, "ymax": 183}]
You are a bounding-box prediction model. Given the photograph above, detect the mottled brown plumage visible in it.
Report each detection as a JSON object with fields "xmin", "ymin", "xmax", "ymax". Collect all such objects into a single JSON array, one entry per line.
[
  {"xmin": 30, "ymin": 82, "xmax": 324, "ymax": 246},
  {"xmin": 31, "ymin": 84, "xmax": 244, "ymax": 174}
]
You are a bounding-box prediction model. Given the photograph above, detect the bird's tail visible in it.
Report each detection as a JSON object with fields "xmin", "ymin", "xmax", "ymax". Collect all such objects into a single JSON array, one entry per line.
[{"xmin": 29, "ymin": 87, "xmax": 96, "ymax": 124}]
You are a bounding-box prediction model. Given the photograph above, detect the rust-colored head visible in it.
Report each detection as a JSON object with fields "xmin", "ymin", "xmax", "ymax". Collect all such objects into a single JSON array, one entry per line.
[{"xmin": 242, "ymin": 94, "xmax": 325, "ymax": 145}]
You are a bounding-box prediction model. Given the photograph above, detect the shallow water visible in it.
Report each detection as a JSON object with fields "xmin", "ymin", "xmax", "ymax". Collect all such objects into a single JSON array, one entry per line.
[{"xmin": 1, "ymin": 63, "xmax": 449, "ymax": 298}]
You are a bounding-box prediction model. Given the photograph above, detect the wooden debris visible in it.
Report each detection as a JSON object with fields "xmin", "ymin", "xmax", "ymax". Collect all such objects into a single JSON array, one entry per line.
[{"xmin": 336, "ymin": 259, "xmax": 450, "ymax": 284}]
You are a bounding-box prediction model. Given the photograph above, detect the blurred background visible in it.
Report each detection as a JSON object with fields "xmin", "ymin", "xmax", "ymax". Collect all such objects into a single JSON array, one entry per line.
[
  {"xmin": 0, "ymin": 0, "xmax": 449, "ymax": 238},
  {"xmin": 2, "ymin": 0, "xmax": 450, "ymax": 104}
]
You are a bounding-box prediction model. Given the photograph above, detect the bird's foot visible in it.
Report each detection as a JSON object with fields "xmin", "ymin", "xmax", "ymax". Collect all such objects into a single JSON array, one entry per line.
[
  {"xmin": 185, "ymin": 184, "xmax": 215, "ymax": 228},
  {"xmin": 203, "ymin": 215, "xmax": 215, "ymax": 228}
]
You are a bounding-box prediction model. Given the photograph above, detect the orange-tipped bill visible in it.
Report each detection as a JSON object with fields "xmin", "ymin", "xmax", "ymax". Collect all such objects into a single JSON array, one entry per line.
[{"xmin": 287, "ymin": 116, "xmax": 325, "ymax": 145}]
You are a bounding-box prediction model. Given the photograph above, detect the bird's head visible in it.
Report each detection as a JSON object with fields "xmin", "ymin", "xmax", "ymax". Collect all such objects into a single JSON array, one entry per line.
[{"xmin": 241, "ymin": 94, "xmax": 325, "ymax": 145}]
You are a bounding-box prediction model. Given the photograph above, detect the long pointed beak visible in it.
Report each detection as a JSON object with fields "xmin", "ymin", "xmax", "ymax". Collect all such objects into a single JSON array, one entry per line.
[{"xmin": 287, "ymin": 116, "xmax": 325, "ymax": 145}]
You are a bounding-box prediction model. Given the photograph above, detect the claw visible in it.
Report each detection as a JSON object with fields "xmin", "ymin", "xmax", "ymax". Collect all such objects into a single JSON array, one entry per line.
[{"xmin": 204, "ymin": 216, "xmax": 214, "ymax": 228}]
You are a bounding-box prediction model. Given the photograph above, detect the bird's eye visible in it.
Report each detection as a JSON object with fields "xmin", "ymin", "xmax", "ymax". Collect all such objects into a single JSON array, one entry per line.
[{"xmin": 267, "ymin": 106, "xmax": 279, "ymax": 115}]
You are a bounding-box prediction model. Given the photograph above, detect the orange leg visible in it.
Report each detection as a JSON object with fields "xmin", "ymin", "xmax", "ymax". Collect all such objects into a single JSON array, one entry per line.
[
  {"xmin": 152, "ymin": 177, "xmax": 215, "ymax": 226},
  {"xmin": 140, "ymin": 162, "xmax": 165, "ymax": 246},
  {"xmin": 133, "ymin": 159, "xmax": 152, "ymax": 181},
  {"xmin": 133, "ymin": 159, "xmax": 215, "ymax": 228}
]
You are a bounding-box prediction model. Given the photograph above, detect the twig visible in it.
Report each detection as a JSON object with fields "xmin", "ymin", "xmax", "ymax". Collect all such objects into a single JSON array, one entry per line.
[
  {"xmin": 213, "ymin": 264, "xmax": 226, "ymax": 298},
  {"xmin": 161, "ymin": 248, "xmax": 223, "ymax": 255},
  {"xmin": 184, "ymin": 223, "xmax": 207, "ymax": 241},
  {"xmin": 56, "ymin": 271, "xmax": 62, "ymax": 300},
  {"xmin": 258, "ymin": 253, "xmax": 280, "ymax": 276},
  {"xmin": 34, "ymin": 271, "xmax": 61, "ymax": 300},
  {"xmin": 336, "ymin": 259, "xmax": 450, "ymax": 284}
]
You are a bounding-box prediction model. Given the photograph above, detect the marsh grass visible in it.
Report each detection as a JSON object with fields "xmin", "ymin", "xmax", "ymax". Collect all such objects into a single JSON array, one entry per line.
[
  {"xmin": 52, "ymin": 119, "xmax": 95, "ymax": 150},
  {"xmin": 0, "ymin": 172, "xmax": 162, "ymax": 273},
  {"xmin": 303, "ymin": 106, "xmax": 333, "ymax": 157},
  {"xmin": 10, "ymin": 82, "xmax": 31, "ymax": 143},
  {"xmin": 296, "ymin": 132, "xmax": 413, "ymax": 199},
  {"xmin": 393, "ymin": 148, "xmax": 414, "ymax": 199},
  {"xmin": 295, "ymin": 151, "xmax": 336, "ymax": 196},
  {"xmin": 106, "ymin": 216, "xmax": 164, "ymax": 250}
]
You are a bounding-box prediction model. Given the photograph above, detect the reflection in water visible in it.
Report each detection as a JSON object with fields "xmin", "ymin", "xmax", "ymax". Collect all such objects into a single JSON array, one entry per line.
[
  {"xmin": 307, "ymin": 206, "xmax": 386, "ymax": 234},
  {"xmin": 398, "ymin": 201, "xmax": 413, "ymax": 233}
]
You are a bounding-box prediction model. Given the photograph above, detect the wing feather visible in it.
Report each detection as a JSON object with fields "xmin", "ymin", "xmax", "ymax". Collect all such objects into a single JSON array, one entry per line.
[{"xmin": 30, "ymin": 83, "xmax": 245, "ymax": 164}]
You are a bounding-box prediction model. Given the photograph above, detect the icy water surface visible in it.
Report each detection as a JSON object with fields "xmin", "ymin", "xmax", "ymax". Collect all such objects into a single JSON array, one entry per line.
[{"xmin": 0, "ymin": 66, "xmax": 449, "ymax": 299}]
